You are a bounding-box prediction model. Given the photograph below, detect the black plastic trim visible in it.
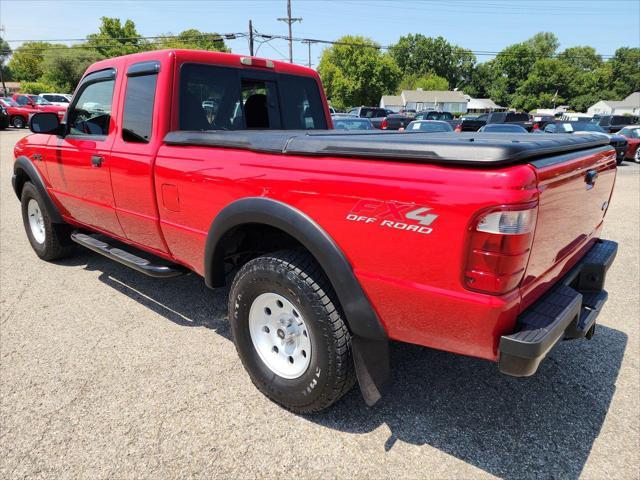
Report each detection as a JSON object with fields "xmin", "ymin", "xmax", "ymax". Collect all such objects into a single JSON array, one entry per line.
[
  {"xmin": 499, "ymin": 239, "xmax": 618, "ymax": 377},
  {"xmin": 127, "ymin": 60, "xmax": 160, "ymax": 77},
  {"xmin": 164, "ymin": 130, "xmax": 609, "ymax": 167},
  {"xmin": 71, "ymin": 232, "xmax": 186, "ymax": 278},
  {"xmin": 12, "ymin": 155, "xmax": 63, "ymax": 223},
  {"xmin": 204, "ymin": 197, "xmax": 390, "ymax": 405}
]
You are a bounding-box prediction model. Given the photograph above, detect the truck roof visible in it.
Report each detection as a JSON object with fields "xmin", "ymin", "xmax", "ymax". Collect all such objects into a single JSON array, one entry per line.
[
  {"xmin": 84, "ymin": 49, "xmax": 318, "ymax": 79},
  {"xmin": 164, "ymin": 131, "xmax": 611, "ymax": 166}
]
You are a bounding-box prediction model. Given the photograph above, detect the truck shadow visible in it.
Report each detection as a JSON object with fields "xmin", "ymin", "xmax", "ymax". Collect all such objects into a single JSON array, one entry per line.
[{"xmin": 59, "ymin": 251, "xmax": 627, "ymax": 480}]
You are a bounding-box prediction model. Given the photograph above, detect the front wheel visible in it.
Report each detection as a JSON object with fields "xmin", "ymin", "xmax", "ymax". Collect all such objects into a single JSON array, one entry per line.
[
  {"xmin": 20, "ymin": 182, "xmax": 75, "ymax": 260},
  {"xmin": 229, "ymin": 250, "xmax": 356, "ymax": 413},
  {"xmin": 635, "ymin": 148, "xmax": 640, "ymax": 163},
  {"xmin": 11, "ymin": 116, "xmax": 25, "ymax": 129}
]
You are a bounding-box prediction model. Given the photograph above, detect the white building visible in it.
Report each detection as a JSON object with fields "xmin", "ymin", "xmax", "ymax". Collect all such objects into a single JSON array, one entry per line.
[
  {"xmin": 379, "ymin": 95, "xmax": 403, "ymax": 112},
  {"xmin": 380, "ymin": 89, "xmax": 468, "ymax": 113},
  {"xmin": 587, "ymin": 92, "xmax": 640, "ymax": 116},
  {"xmin": 466, "ymin": 97, "xmax": 506, "ymax": 113}
]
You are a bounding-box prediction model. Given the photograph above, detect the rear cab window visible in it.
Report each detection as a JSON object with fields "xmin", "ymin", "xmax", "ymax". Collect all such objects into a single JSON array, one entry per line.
[
  {"xmin": 122, "ymin": 61, "xmax": 160, "ymax": 143},
  {"xmin": 178, "ymin": 63, "xmax": 327, "ymax": 131},
  {"xmin": 506, "ymin": 113, "xmax": 530, "ymax": 122}
]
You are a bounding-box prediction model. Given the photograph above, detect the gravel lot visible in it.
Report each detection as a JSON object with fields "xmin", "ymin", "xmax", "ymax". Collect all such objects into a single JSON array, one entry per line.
[{"xmin": 1, "ymin": 127, "xmax": 638, "ymax": 479}]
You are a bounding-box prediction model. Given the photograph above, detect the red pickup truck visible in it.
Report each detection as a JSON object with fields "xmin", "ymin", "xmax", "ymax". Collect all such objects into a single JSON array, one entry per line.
[{"xmin": 13, "ymin": 50, "xmax": 618, "ymax": 413}]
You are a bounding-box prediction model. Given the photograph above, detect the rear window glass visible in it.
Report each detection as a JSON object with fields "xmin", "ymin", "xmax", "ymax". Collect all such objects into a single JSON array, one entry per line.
[
  {"xmin": 506, "ymin": 113, "xmax": 529, "ymax": 122},
  {"xmin": 179, "ymin": 63, "xmax": 327, "ymax": 130},
  {"xmin": 611, "ymin": 116, "xmax": 633, "ymax": 125}
]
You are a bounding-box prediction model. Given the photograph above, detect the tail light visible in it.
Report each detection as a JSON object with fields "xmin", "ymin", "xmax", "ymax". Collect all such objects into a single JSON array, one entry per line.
[
  {"xmin": 454, "ymin": 124, "xmax": 462, "ymax": 133},
  {"xmin": 463, "ymin": 203, "xmax": 538, "ymax": 295},
  {"xmin": 381, "ymin": 118, "xmax": 388, "ymax": 129},
  {"xmin": 533, "ymin": 123, "xmax": 540, "ymax": 131}
]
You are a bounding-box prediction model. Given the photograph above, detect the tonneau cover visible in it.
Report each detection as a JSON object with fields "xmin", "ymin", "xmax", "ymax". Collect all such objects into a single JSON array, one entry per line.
[{"xmin": 163, "ymin": 130, "xmax": 610, "ymax": 166}]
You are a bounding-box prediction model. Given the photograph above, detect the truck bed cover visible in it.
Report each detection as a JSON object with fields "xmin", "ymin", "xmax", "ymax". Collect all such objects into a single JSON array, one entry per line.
[{"xmin": 164, "ymin": 131, "xmax": 611, "ymax": 167}]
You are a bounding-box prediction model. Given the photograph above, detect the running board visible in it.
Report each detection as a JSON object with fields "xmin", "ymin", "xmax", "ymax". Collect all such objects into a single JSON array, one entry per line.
[{"xmin": 71, "ymin": 232, "xmax": 186, "ymax": 278}]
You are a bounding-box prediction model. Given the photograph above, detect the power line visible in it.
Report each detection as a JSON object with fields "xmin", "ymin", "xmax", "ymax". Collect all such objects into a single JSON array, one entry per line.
[{"xmin": 5, "ymin": 31, "xmax": 619, "ymax": 60}]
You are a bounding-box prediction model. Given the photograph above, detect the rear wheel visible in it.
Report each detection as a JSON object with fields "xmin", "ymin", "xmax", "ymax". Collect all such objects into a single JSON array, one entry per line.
[
  {"xmin": 11, "ymin": 116, "xmax": 25, "ymax": 129},
  {"xmin": 20, "ymin": 182, "xmax": 75, "ymax": 260},
  {"xmin": 229, "ymin": 250, "xmax": 355, "ymax": 413},
  {"xmin": 635, "ymin": 148, "xmax": 640, "ymax": 163}
]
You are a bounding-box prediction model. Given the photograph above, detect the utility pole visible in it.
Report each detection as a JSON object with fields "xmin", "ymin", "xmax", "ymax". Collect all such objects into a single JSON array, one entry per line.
[
  {"xmin": 301, "ymin": 40, "xmax": 314, "ymax": 68},
  {"xmin": 277, "ymin": 0, "xmax": 302, "ymax": 63},
  {"xmin": 248, "ymin": 19, "xmax": 254, "ymax": 56}
]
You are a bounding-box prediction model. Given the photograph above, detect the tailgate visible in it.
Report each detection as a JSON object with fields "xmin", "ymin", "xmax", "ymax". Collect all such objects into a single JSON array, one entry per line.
[{"xmin": 520, "ymin": 146, "xmax": 617, "ymax": 310}]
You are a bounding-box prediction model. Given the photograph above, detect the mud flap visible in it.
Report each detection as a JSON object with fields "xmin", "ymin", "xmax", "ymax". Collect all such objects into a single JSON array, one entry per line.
[{"xmin": 352, "ymin": 337, "xmax": 390, "ymax": 407}]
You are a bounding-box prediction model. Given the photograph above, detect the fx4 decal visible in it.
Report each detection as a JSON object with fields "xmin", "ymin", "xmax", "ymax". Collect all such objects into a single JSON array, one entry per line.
[{"xmin": 346, "ymin": 200, "xmax": 439, "ymax": 235}]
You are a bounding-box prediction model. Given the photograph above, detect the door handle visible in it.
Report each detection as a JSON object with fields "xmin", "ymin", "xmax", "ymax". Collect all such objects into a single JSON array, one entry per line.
[{"xmin": 91, "ymin": 155, "xmax": 104, "ymax": 167}]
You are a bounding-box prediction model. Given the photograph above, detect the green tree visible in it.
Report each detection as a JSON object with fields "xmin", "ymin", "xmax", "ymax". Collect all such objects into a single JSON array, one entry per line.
[
  {"xmin": 512, "ymin": 58, "xmax": 576, "ymax": 111},
  {"xmin": 398, "ymin": 73, "xmax": 449, "ymax": 92},
  {"xmin": 0, "ymin": 36, "xmax": 12, "ymax": 90},
  {"xmin": 19, "ymin": 81, "xmax": 60, "ymax": 94},
  {"xmin": 524, "ymin": 32, "xmax": 559, "ymax": 58},
  {"xmin": 388, "ymin": 34, "xmax": 475, "ymax": 87},
  {"xmin": 609, "ymin": 47, "xmax": 640, "ymax": 98},
  {"xmin": 463, "ymin": 61, "xmax": 495, "ymax": 98},
  {"xmin": 86, "ymin": 17, "xmax": 150, "ymax": 58},
  {"xmin": 156, "ymin": 29, "xmax": 230, "ymax": 52},
  {"xmin": 558, "ymin": 46, "xmax": 602, "ymax": 71},
  {"xmin": 317, "ymin": 36, "xmax": 401, "ymax": 110},
  {"xmin": 7, "ymin": 41, "xmax": 53, "ymax": 81},
  {"xmin": 40, "ymin": 45, "xmax": 103, "ymax": 92},
  {"xmin": 491, "ymin": 42, "xmax": 538, "ymax": 103}
]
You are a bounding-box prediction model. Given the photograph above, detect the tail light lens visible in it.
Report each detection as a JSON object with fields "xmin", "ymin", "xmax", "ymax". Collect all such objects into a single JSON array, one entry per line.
[
  {"xmin": 454, "ymin": 125, "xmax": 462, "ymax": 133},
  {"xmin": 533, "ymin": 123, "xmax": 540, "ymax": 131},
  {"xmin": 463, "ymin": 204, "xmax": 538, "ymax": 295},
  {"xmin": 381, "ymin": 118, "xmax": 388, "ymax": 129}
]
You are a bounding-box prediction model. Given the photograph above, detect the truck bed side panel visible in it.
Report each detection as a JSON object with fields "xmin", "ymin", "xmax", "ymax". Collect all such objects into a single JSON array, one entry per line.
[{"xmin": 154, "ymin": 145, "xmax": 539, "ymax": 360}]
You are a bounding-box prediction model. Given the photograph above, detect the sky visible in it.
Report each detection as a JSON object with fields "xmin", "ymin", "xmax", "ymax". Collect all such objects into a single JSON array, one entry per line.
[{"xmin": 1, "ymin": 0, "xmax": 639, "ymax": 67}]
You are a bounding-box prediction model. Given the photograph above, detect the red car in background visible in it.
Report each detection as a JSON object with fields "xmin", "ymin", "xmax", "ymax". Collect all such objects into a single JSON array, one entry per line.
[
  {"xmin": 0, "ymin": 97, "xmax": 35, "ymax": 128},
  {"xmin": 618, "ymin": 125, "xmax": 640, "ymax": 162},
  {"xmin": 11, "ymin": 94, "xmax": 67, "ymax": 121}
]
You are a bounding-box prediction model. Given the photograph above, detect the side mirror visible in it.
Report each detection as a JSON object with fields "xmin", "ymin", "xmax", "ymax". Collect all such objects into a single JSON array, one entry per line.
[{"xmin": 30, "ymin": 112, "xmax": 62, "ymax": 135}]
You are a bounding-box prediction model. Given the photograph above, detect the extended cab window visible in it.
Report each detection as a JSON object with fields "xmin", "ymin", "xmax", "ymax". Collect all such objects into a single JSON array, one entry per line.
[
  {"xmin": 123, "ymin": 73, "xmax": 158, "ymax": 143},
  {"xmin": 68, "ymin": 76, "xmax": 115, "ymax": 137},
  {"xmin": 178, "ymin": 63, "xmax": 327, "ymax": 131}
]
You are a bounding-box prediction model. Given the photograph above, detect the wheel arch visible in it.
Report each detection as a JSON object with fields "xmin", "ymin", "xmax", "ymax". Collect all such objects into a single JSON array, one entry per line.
[
  {"xmin": 12, "ymin": 155, "xmax": 64, "ymax": 224},
  {"xmin": 205, "ymin": 197, "xmax": 390, "ymax": 405}
]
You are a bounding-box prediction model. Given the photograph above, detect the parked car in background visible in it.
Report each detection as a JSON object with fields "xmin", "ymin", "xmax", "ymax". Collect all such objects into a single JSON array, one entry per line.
[
  {"xmin": 11, "ymin": 94, "xmax": 67, "ymax": 119},
  {"xmin": 0, "ymin": 97, "xmax": 34, "ymax": 128},
  {"xmin": 531, "ymin": 114, "xmax": 556, "ymax": 131},
  {"xmin": 592, "ymin": 115, "xmax": 637, "ymax": 133},
  {"xmin": 544, "ymin": 121, "xmax": 628, "ymax": 164},
  {"xmin": 618, "ymin": 125, "xmax": 640, "ymax": 162},
  {"xmin": 405, "ymin": 120, "xmax": 453, "ymax": 133},
  {"xmin": 39, "ymin": 93, "xmax": 72, "ymax": 106},
  {"xmin": 332, "ymin": 116, "xmax": 374, "ymax": 130},
  {"xmin": 347, "ymin": 106, "xmax": 388, "ymax": 129},
  {"xmin": 0, "ymin": 103, "xmax": 9, "ymax": 129},
  {"xmin": 479, "ymin": 123, "xmax": 528, "ymax": 133},
  {"xmin": 383, "ymin": 112, "xmax": 414, "ymax": 130},
  {"xmin": 457, "ymin": 113, "xmax": 488, "ymax": 132},
  {"xmin": 414, "ymin": 111, "xmax": 453, "ymax": 121},
  {"xmin": 487, "ymin": 112, "xmax": 534, "ymax": 131}
]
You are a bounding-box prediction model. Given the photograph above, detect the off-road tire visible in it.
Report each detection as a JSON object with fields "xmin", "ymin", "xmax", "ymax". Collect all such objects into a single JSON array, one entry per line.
[
  {"xmin": 229, "ymin": 250, "xmax": 356, "ymax": 413},
  {"xmin": 20, "ymin": 182, "xmax": 75, "ymax": 260}
]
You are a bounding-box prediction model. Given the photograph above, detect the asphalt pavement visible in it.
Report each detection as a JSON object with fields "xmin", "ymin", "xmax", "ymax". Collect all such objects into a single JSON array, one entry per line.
[{"xmin": 1, "ymin": 128, "xmax": 638, "ymax": 479}]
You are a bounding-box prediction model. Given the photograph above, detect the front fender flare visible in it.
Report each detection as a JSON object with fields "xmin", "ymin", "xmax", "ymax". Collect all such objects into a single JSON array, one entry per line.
[
  {"xmin": 204, "ymin": 197, "xmax": 390, "ymax": 406},
  {"xmin": 13, "ymin": 155, "xmax": 63, "ymax": 224}
]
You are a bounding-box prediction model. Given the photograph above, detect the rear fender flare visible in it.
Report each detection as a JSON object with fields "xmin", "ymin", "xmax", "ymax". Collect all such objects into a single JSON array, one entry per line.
[{"xmin": 204, "ymin": 197, "xmax": 390, "ymax": 405}]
